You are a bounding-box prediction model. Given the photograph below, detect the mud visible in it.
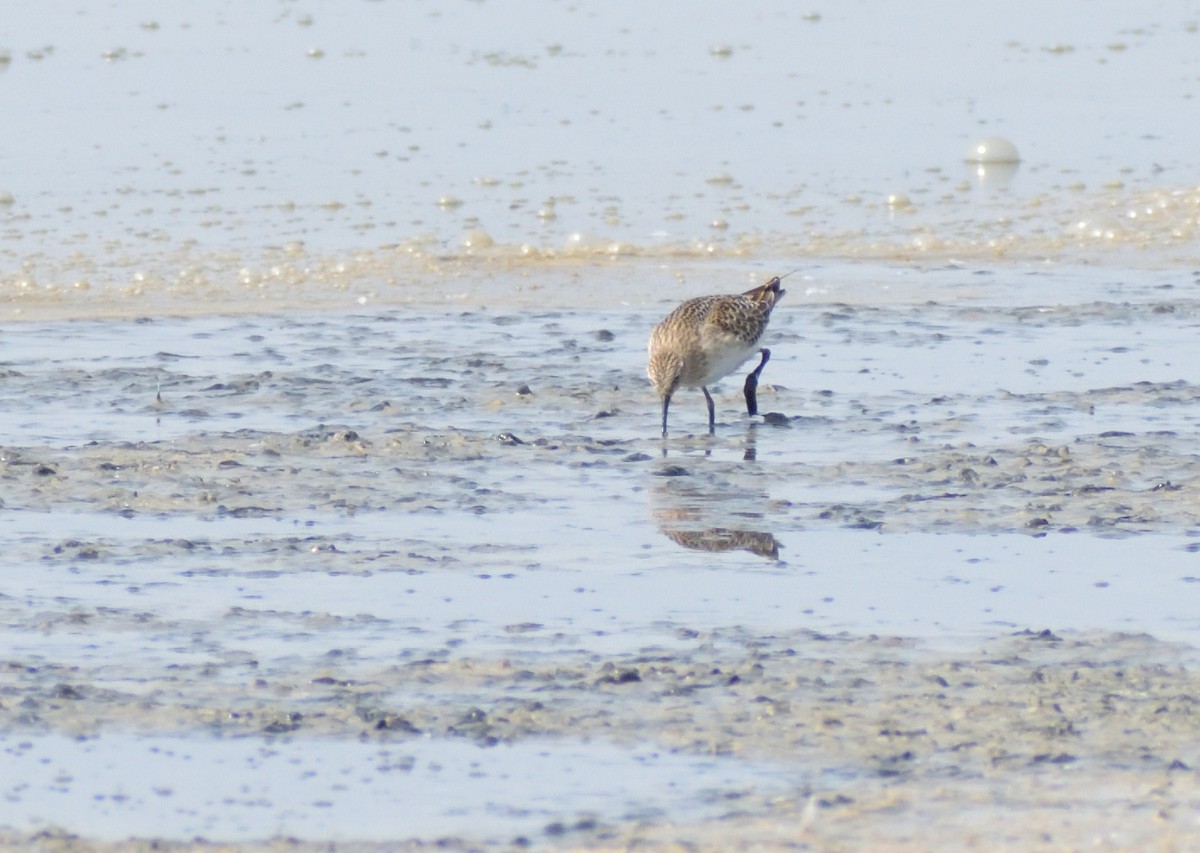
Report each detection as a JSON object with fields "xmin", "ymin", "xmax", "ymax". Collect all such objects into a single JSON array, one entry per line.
[
  {"xmin": 5, "ymin": 0, "xmax": 1200, "ymax": 847},
  {"xmin": 4, "ymin": 631, "xmax": 1200, "ymax": 852},
  {"xmin": 2, "ymin": 264, "xmax": 1200, "ymax": 849}
]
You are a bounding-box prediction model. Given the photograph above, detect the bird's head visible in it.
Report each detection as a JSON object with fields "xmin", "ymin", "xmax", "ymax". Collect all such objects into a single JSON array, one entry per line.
[{"xmin": 647, "ymin": 350, "xmax": 683, "ymax": 398}]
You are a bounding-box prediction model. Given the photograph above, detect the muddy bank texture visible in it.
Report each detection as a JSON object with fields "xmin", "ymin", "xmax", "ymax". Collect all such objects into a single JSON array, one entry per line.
[
  {"xmin": 2, "ymin": 632, "xmax": 1199, "ymax": 851},
  {"xmin": 3, "ymin": 280, "xmax": 1200, "ymax": 850}
]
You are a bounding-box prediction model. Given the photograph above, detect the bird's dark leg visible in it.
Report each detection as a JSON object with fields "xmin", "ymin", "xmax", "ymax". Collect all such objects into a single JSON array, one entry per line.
[
  {"xmin": 702, "ymin": 386, "xmax": 716, "ymax": 435},
  {"xmin": 744, "ymin": 348, "xmax": 771, "ymax": 416}
]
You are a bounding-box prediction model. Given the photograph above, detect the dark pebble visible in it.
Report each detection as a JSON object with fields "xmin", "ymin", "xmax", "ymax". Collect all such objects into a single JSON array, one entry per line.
[
  {"xmin": 653, "ymin": 465, "xmax": 690, "ymax": 477},
  {"xmin": 596, "ymin": 668, "xmax": 641, "ymax": 685}
]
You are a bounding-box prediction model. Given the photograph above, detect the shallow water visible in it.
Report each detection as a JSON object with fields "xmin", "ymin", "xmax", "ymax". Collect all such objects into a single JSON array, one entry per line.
[
  {"xmin": 3, "ymin": 264, "xmax": 1200, "ymax": 846},
  {"xmin": 4, "ymin": 0, "xmax": 1200, "ymax": 319},
  {"xmin": 4, "ymin": 1, "xmax": 1200, "ymax": 849},
  {"xmin": 1, "ymin": 733, "xmax": 805, "ymax": 843}
]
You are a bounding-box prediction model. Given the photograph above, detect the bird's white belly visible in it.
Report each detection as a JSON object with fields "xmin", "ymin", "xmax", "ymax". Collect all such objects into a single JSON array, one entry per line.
[{"xmin": 688, "ymin": 336, "xmax": 756, "ymax": 387}]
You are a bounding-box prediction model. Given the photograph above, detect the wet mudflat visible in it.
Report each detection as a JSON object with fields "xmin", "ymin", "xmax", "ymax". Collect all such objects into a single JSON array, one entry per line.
[
  {"xmin": 1, "ymin": 263, "xmax": 1200, "ymax": 850},
  {"xmin": 5, "ymin": 0, "xmax": 1200, "ymax": 847}
]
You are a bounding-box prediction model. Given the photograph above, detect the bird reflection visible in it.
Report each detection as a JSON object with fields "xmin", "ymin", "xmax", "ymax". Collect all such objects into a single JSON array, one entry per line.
[
  {"xmin": 650, "ymin": 440, "xmax": 781, "ymax": 561},
  {"xmin": 660, "ymin": 526, "xmax": 780, "ymax": 560}
]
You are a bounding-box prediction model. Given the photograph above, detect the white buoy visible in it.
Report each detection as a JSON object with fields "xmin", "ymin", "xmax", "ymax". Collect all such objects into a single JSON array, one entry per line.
[{"xmin": 964, "ymin": 136, "xmax": 1020, "ymax": 164}]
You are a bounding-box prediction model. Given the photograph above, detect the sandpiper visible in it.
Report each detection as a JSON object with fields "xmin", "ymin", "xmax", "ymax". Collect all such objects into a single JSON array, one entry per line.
[{"xmin": 647, "ymin": 275, "xmax": 785, "ymax": 436}]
